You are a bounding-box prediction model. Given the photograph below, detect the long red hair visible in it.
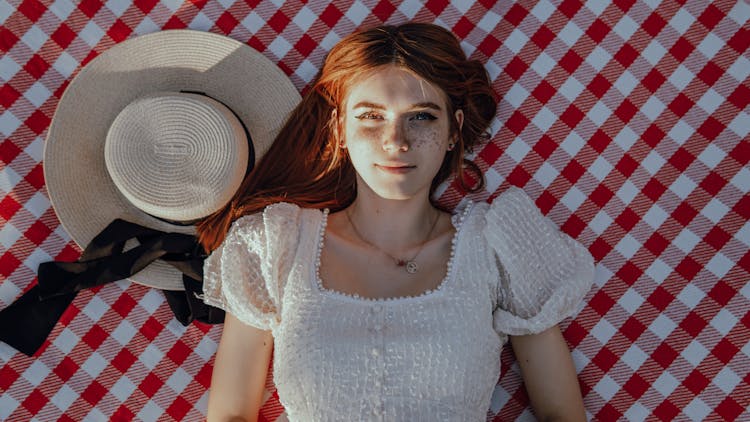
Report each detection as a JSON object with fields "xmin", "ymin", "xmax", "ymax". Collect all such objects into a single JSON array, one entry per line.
[{"xmin": 197, "ymin": 23, "xmax": 497, "ymax": 252}]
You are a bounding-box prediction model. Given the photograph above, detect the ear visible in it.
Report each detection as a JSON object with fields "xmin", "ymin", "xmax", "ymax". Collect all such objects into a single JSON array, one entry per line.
[
  {"xmin": 332, "ymin": 108, "xmax": 346, "ymax": 148},
  {"xmin": 454, "ymin": 109, "xmax": 464, "ymax": 131}
]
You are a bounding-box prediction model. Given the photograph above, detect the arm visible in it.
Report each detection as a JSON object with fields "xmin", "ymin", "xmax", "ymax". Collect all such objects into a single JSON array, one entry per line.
[
  {"xmin": 207, "ymin": 313, "xmax": 274, "ymax": 422},
  {"xmin": 510, "ymin": 325, "xmax": 586, "ymax": 422}
]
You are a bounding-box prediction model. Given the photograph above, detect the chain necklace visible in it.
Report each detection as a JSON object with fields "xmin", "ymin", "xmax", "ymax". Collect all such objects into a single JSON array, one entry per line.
[{"xmin": 345, "ymin": 208, "xmax": 440, "ymax": 274}]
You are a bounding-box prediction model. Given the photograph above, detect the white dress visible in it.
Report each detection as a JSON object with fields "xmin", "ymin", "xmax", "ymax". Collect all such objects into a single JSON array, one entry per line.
[{"xmin": 202, "ymin": 186, "xmax": 595, "ymax": 421}]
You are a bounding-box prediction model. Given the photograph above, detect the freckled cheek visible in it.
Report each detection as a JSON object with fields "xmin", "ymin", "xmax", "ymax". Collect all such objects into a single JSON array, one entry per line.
[{"xmin": 406, "ymin": 127, "xmax": 444, "ymax": 150}]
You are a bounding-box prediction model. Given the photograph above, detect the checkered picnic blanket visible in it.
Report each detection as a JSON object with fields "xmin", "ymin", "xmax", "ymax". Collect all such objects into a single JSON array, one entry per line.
[{"xmin": 1, "ymin": 1, "xmax": 747, "ymax": 420}]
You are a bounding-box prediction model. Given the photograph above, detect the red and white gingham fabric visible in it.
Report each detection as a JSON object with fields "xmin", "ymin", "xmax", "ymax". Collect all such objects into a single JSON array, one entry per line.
[{"xmin": 1, "ymin": 1, "xmax": 747, "ymax": 420}]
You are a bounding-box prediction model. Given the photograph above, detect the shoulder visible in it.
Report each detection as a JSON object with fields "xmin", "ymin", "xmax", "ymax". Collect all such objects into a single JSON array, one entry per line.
[{"xmin": 231, "ymin": 202, "xmax": 322, "ymax": 238}]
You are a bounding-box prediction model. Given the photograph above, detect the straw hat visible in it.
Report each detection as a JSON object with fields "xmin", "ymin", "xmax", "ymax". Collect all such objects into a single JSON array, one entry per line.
[{"xmin": 43, "ymin": 29, "xmax": 301, "ymax": 290}]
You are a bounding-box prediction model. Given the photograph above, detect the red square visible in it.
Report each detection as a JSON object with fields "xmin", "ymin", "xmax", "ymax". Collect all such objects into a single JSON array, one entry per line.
[
  {"xmin": 615, "ymin": 98, "xmax": 638, "ymax": 124},
  {"xmin": 704, "ymin": 226, "xmax": 731, "ymax": 250},
  {"xmin": 615, "ymin": 207, "xmax": 640, "ymax": 231},
  {"xmin": 268, "ymin": 10, "xmax": 290, "ymax": 33},
  {"xmin": 614, "ymin": 0, "xmax": 636, "ymax": 13},
  {"xmin": 642, "ymin": 68, "xmax": 666, "ymax": 93},
  {"xmin": 679, "ymin": 311, "xmax": 708, "ymax": 337},
  {"xmin": 562, "ymin": 214, "xmax": 586, "ymax": 238},
  {"xmin": 648, "ymin": 285, "xmax": 675, "ymax": 312},
  {"xmin": 586, "ymin": 19, "xmax": 611, "ymax": 44},
  {"xmin": 563, "ymin": 320, "xmax": 587, "ymax": 347},
  {"xmin": 698, "ymin": 3, "xmax": 725, "ymax": 30},
  {"xmin": 18, "ymin": 0, "xmax": 46, "ymax": 22},
  {"xmin": 531, "ymin": 25, "xmax": 555, "ymax": 50},
  {"xmin": 708, "ymin": 281, "xmax": 735, "ymax": 307},
  {"xmin": 166, "ymin": 395, "xmax": 192, "ymax": 421},
  {"xmin": 587, "ymin": 74, "xmax": 612, "ymax": 98},
  {"xmin": 0, "ymin": 250, "xmax": 22, "ymax": 277},
  {"xmin": 715, "ymin": 396, "xmax": 744, "ymax": 420},
  {"xmin": 504, "ymin": 3, "xmax": 529, "ymax": 26},
  {"xmin": 560, "ymin": 104, "xmax": 584, "ymax": 129},
  {"xmin": 0, "ymin": 27, "xmax": 20, "ymax": 52},
  {"xmin": 505, "ymin": 110, "xmax": 530, "ymax": 135},
  {"xmin": 320, "ymin": 4, "xmax": 343, "ymax": 28},
  {"xmin": 728, "ymin": 28, "xmax": 750, "ymax": 54},
  {"xmin": 478, "ymin": 142, "xmax": 502, "ymax": 165},
  {"xmin": 0, "ymin": 138, "xmax": 22, "ymax": 163},
  {"xmin": 24, "ymin": 220, "xmax": 52, "ymax": 245},
  {"xmin": 372, "ymin": 0, "xmax": 396, "ymax": 22},
  {"xmin": 24, "ymin": 109, "xmax": 51, "ymax": 135},
  {"xmin": 506, "ymin": 165, "xmax": 531, "ymax": 187},
  {"xmin": 675, "ymin": 255, "xmax": 702, "ymax": 281},
  {"xmin": 594, "ymin": 347, "xmax": 618, "ymax": 371},
  {"xmin": 732, "ymin": 195, "xmax": 750, "ymax": 219},
  {"xmin": 477, "ymin": 35, "xmax": 501, "ymax": 58},
  {"xmin": 644, "ymin": 231, "xmax": 670, "ymax": 256},
  {"xmin": 0, "ymin": 365, "xmax": 19, "ymax": 390},
  {"xmin": 82, "ymin": 380, "xmax": 107, "ymax": 406},
  {"xmin": 590, "ymin": 237, "xmax": 613, "ymax": 261},
  {"xmin": 697, "ymin": 61, "xmax": 723, "ymax": 87},
  {"xmin": 140, "ymin": 316, "xmax": 164, "ymax": 341},
  {"xmin": 615, "ymin": 153, "xmax": 638, "ymax": 178},
  {"xmin": 78, "ymin": 0, "xmax": 104, "ymax": 18},
  {"xmin": 651, "ymin": 342, "xmax": 678, "ymax": 368},
  {"xmin": 562, "ymin": 159, "xmax": 585, "ymax": 184},
  {"xmin": 295, "ymin": 34, "xmax": 317, "ymax": 57},
  {"xmin": 596, "ymin": 403, "xmax": 623, "ymax": 421},
  {"xmin": 51, "ymin": 23, "xmax": 77, "ymax": 49},
  {"xmin": 167, "ymin": 340, "xmax": 191, "ymax": 365},
  {"xmin": 24, "ymin": 162, "xmax": 45, "ymax": 189},
  {"xmin": 112, "ymin": 405, "xmax": 135, "ymax": 421},
  {"xmin": 642, "ymin": 12, "xmax": 667, "ymax": 37},
  {"xmin": 589, "ymin": 290, "xmax": 615, "ymax": 316},
  {"xmin": 588, "ymin": 129, "xmax": 611, "ymax": 153},
  {"xmin": 672, "ymin": 202, "xmax": 698, "ymax": 226},
  {"xmin": 531, "ymin": 80, "xmax": 556, "ymax": 104},
  {"xmin": 215, "ymin": 11, "xmax": 239, "ymax": 34},
  {"xmin": 669, "ymin": 93, "xmax": 695, "ymax": 118},
  {"xmin": 536, "ymin": 190, "xmax": 557, "ymax": 214},
  {"xmin": 163, "ymin": 15, "xmax": 188, "ymax": 30},
  {"xmin": 642, "ymin": 123, "xmax": 666, "ymax": 147},
  {"xmin": 195, "ymin": 363, "xmax": 214, "ymax": 388},
  {"xmin": 727, "ymin": 83, "xmax": 750, "ymax": 110},
  {"xmin": 620, "ymin": 316, "xmax": 646, "ymax": 342},
  {"xmin": 615, "ymin": 43, "xmax": 638, "ymax": 68},
  {"xmin": 669, "ymin": 37, "xmax": 695, "ymax": 62},
  {"xmin": 712, "ymin": 338, "xmax": 739, "ymax": 364},
  {"xmin": 558, "ymin": 0, "xmax": 583, "ymax": 19},
  {"xmin": 139, "ymin": 373, "xmax": 164, "ymax": 397},
  {"xmin": 82, "ymin": 324, "xmax": 109, "ymax": 350},
  {"xmin": 452, "ymin": 16, "xmax": 475, "ymax": 38},
  {"xmin": 683, "ymin": 369, "xmax": 710, "ymax": 394},
  {"xmin": 424, "ymin": 0, "xmax": 448, "ymax": 15},
  {"xmin": 654, "ymin": 400, "xmax": 680, "ymax": 421},
  {"xmin": 669, "ymin": 147, "xmax": 695, "ymax": 172},
  {"xmin": 112, "ymin": 349, "xmax": 137, "ymax": 373},
  {"xmin": 697, "ymin": 116, "xmax": 725, "ymax": 141},
  {"xmin": 22, "ymin": 389, "xmax": 48, "ymax": 415},
  {"xmin": 134, "ymin": 0, "xmax": 159, "ymax": 14},
  {"xmin": 616, "ymin": 261, "xmax": 644, "ymax": 286},
  {"xmin": 699, "ymin": 171, "xmax": 727, "ymax": 196},
  {"xmin": 559, "ymin": 50, "xmax": 583, "ymax": 74},
  {"xmin": 504, "ymin": 56, "xmax": 528, "ymax": 80},
  {"xmin": 112, "ymin": 293, "xmax": 137, "ymax": 318},
  {"xmin": 533, "ymin": 134, "xmax": 557, "ymax": 159},
  {"xmin": 623, "ymin": 372, "xmax": 649, "ymax": 399},
  {"xmin": 24, "ymin": 54, "xmax": 51, "ymax": 79},
  {"xmin": 107, "ymin": 20, "xmax": 132, "ymax": 43}
]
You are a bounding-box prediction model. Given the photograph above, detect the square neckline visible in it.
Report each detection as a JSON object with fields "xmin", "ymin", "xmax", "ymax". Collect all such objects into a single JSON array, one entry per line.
[{"xmin": 308, "ymin": 202, "xmax": 475, "ymax": 304}]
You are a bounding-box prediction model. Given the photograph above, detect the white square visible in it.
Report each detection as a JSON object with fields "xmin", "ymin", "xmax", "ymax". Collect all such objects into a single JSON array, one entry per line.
[
  {"xmin": 593, "ymin": 374, "xmax": 619, "ymax": 401},
  {"xmin": 139, "ymin": 289, "xmax": 164, "ymax": 314},
  {"xmin": 728, "ymin": 111, "xmax": 750, "ymax": 138},
  {"xmin": 738, "ymin": 221, "xmax": 750, "ymax": 247},
  {"xmin": 622, "ymin": 343, "xmax": 648, "ymax": 371},
  {"xmin": 82, "ymin": 352, "xmax": 108, "ymax": 378},
  {"xmin": 268, "ymin": 37, "xmax": 292, "ymax": 60},
  {"xmin": 641, "ymin": 150, "xmax": 666, "ymax": 175},
  {"xmin": 21, "ymin": 25, "xmax": 48, "ymax": 52},
  {"xmin": 668, "ymin": 119, "xmax": 694, "ymax": 145},
  {"xmin": 24, "ymin": 136, "xmax": 44, "ymax": 162},
  {"xmin": 727, "ymin": 55, "xmax": 750, "ymax": 83},
  {"xmin": 558, "ymin": 77, "xmax": 585, "ymax": 102},
  {"xmin": 612, "ymin": 14, "xmax": 638, "ymax": 41},
  {"xmin": 83, "ymin": 408, "xmax": 107, "ymax": 422},
  {"xmin": 532, "ymin": 106, "xmax": 557, "ymax": 132},
  {"xmin": 505, "ymin": 84, "xmax": 529, "ymax": 108},
  {"xmin": 0, "ymin": 55, "xmax": 21, "ymax": 81},
  {"xmin": 477, "ymin": 11, "xmax": 502, "ymax": 33},
  {"xmin": 593, "ymin": 264, "xmax": 613, "ymax": 288},
  {"xmin": 112, "ymin": 320, "xmax": 137, "ymax": 346},
  {"xmin": 531, "ymin": 52, "xmax": 555, "ymax": 78},
  {"xmin": 292, "ymin": 6, "xmax": 316, "ymax": 31},
  {"xmin": 669, "ymin": 8, "xmax": 695, "ymax": 35},
  {"xmin": 295, "ymin": 59, "xmax": 318, "ymax": 84},
  {"xmin": 588, "ymin": 156, "xmax": 613, "ymax": 181},
  {"xmin": 505, "ymin": 138, "xmax": 531, "ymax": 162},
  {"xmin": 195, "ymin": 391, "xmax": 210, "ymax": 417},
  {"xmin": 713, "ymin": 366, "xmax": 741, "ymax": 395},
  {"xmin": 614, "ymin": 70, "xmax": 639, "ymax": 97},
  {"xmin": 710, "ymin": 308, "xmax": 738, "ymax": 336},
  {"xmin": 484, "ymin": 167, "xmax": 504, "ymax": 195},
  {"xmin": 591, "ymin": 318, "xmax": 617, "ymax": 344},
  {"xmin": 534, "ymin": 162, "xmax": 559, "ymax": 188},
  {"xmin": 667, "ymin": 64, "xmax": 695, "ymax": 91},
  {"xmin": 588, "ymin": 101, "xmax": 611, "ymax": 127},
  {"xmin": 560, "ymin": 131, "xmax": 585, "ymax": 156},
  {"xmin": 674, "ymin": 227, "xmax": 701, "ymax": 254},
  {"xmin": 165, "ymin": 318, "xmax": 188, "ymax": 338},
  {"xmin": 189, "ymin": 12, "xmax": 213, "ymax": 31},
  {"xmin": 160, "ymin": 0, "xmax": 182, "ymax": 12},
  {"xmin": 0, "ymin": 223, "xmax": 21, "ymax": 249},
  {"xmin": 0, "ymin": 393, "xmax": 18, "ymax": 420},
  {"xmin": 0, "ymin": 110, "xmax": 22, "ymax": 137},
  {"xmin": 624, "ymin": 402, "xmax": 650, "ymax": 421},
  {"xmin": 730, "ymin": 166, "xmax": 750, "ymax": 193},
  {"xmin": 558, "ymin": 21, "xmax": 584, "ymax": 47},
  {"xmin": 106, "ymin": 0, "xmax": 129, "ymax": 17},
  {"xmin": 643, "ymin": 203, "xmax": 669, "ymax": 229},
  {"xmin": 345, "ymin": 1, "xmax": 369, "ymax": 26},
  {"xmin": 24, "ymin": 81, "xmax": 52, "ymax": 108},
  {"xmin": 51, "ymin": 51, "xmax": 78, "ymax": 79},
  {"xmin": 133, "ymin": 18, "xmax": 157, "ymax": 37},
  {"xmin": 24, "ymin": 248, "xmax": 54, "ymax": 275},
  {"xmin": 485, "ymin": 60, "xmax": 501, "ymax": 82},
  {"xmin": 683, "ymin": 339, "xmax": 710, "ymax": 367},
  {"xmin": 619, "ymin": 288, "xmax": 645, "ymax": 314},
  {"xmin": 641, "ymin": 95, "xmax": 666, "ymax": 121},
  {"xmin": 319, "ymin": 31, "xmax": 340, "ymax": 51},
  {"xmin": 586, "ymin": 46, "xmax": 611, "ymax": 72},
  {"xmin": 697, "ymin": 32, "xmax": 724, "ymax": 60},
  {"xmin": 561, "ymin": 186, "xmax": 586, "ymax": 211},
  {"xmin": 589, "ymin": 209, "xmax": 613, "ymax": 235},
  {"xmin": 585, "ymin": 0, "xmax": 608, "ymax": 16},
  {"xmin": 109, "ymin": 377, "xmax": 136, "ymax": 403},
  {"xmin": 684, "ymin": 397, "xmax": 712, "ymax": 421},
  {"xmin": 79, "ymin": 21, "xmax": 105, "ymax": 48},
  {"xmin": 25, "ymin": 191, "xmax": 51, "ymax": 218},
  {"xmin": 241, "ymin": 12, "xmax": 265, "ymax": 35},
  {"xmin": 649, "ymin": 314, "xmax": 676, "ymax": 340},
  {"xmin": 653, "ymin": 371, "xmax": 679, "ymax": 397},
  {"xmin": 528, "ymin": 0, "xmax": 553, "ymax": 22},
  {"xmin": 195, "ymin": 336, "xmax": 218, "ymax": 361},
  {"xmin": 613, "ymin": 125, "xmax": 638, "ymax": 151},
  {"xmin": 645, "ymin": 258, "xmax": 671, "ymax": 284},
  {"xmin": 697, "ymin": 143, "xmax": 726, "ymax": 170},
  {"xmin": 48, "ymin": 0, "xmax": 76, "ymax": 21},
  {"xmin": 0, "ymin": 280, "xmax": 21, "ymax": 310},
  {"xmin": 642, "ymin": 40, "xmax": 667, "ymax": 67},
  {"xmin": 696, "ymin": 88, "xmax": 724, "ymax": 115},
  {"xmin": 570, "ymin": 348, "xmax": 590, "ymax": 372},
  {"xmin": 50, "ymin": 384, "xmax": 77, "ymax": 412},
  {"xmin": 615, "ymin": 233, "xmax": 640, "ymax": 260},
  {"xmin": 139, "ymin": 344, "xmax": 165, "ymax": 370},
  {"xmin": 166, "ymin": 368, "xmax": 192, "ymax": 394},
  {"xmin": 616, "ymin": 179, "xmax": 639, "ymax": 205},
  {"xmin": 459, "ymin": 40, "xmax": 476, "ymax": 57},
  {"xmin": 489, "ymin": 385, "xmax": 511, "ymax": 413},
  {"xmin": 52, "ymin": 328, "xmax": 79, "ymax": 355},
  {"xmin": 504, "ymin": 28, "xmax": 529, "ymax": 54},
  {"xmin": 397, "ymin": 0, "xmax": 421, "ymax": 19},
  {"xmin": 706, "ymin": 252, "xmax": 733, "ymax": 279},
  {"xmin": 137, "ymin": 400, "xmax": 164, "ymax": 422},
  {"xmin": 0, "ymin": 165, "xmax": 21, "ymax": 194},
  {"xmin": 23, "ymin": 360, "xmax": 50, "ymax": 386},
  {"xmin": 450, "ymin": 0, "xmax": 472, "ymax": 14},
  {"xmin": 677, "ymin": 283, "xmax": 705, "ymax": 309},
  {"xmin": 669, "ymin": 173, "xmax": 697, "ymax": 200},
  {"xmin": 82, "ymin": 295, "xmax": 108, "ymax": 322},
  {"xmin": 729, "ymin": 0, "xmax": 750, "ymax": 25},
  {"xmin": 701, "ymin": 198, "xmax": 729, "ymax": 224}
]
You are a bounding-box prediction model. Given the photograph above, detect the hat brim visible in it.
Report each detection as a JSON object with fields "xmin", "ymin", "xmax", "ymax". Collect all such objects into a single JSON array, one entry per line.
[{"xmin": 43, "ymin": 30, "xmax": 301, "ymax": 290}]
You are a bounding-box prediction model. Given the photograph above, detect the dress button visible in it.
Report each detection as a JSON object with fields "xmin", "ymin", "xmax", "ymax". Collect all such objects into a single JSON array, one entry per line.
[
  {"xmin": 371, "ymin": 347, "xmax": 379, "ymax": 356},
  {"xmin": 372, "ymin": 305, "xmax": 383, "ymax": 313},
  {"xmin": 375, "ymin": 380, "xmax": 381, "ymax": 387},
  {"xmin": 373, "ymin": 324, "xmax": 383, "ymax": 331}
]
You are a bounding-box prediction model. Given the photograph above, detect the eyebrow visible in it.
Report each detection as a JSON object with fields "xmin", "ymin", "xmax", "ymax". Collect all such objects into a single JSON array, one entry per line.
[{"xmin": 351, "ymin": 101, "xmax": 443, "ymax": 111}]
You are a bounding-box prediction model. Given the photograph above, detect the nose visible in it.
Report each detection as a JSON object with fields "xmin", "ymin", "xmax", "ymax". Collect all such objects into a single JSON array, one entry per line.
[{"xmin": 382, "ymin": 120, "xmax": 409, "ymax": 152}]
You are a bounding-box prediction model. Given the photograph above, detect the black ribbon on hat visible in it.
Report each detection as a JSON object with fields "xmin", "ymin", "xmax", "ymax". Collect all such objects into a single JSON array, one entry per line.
[{"xmin": 0, "ymin": 219, "xmax": 224, "ymax": 356}]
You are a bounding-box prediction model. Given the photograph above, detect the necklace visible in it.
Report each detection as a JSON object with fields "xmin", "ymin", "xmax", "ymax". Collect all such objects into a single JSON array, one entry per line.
[{"xmin": 345, "ymin": 208, "xmax": 440, "ymax": 274}]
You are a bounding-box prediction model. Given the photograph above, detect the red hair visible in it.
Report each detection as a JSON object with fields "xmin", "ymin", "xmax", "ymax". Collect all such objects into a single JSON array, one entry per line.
[{"xmin": 197, "ymin": 23, "xmax": 497, "ymax": 252}]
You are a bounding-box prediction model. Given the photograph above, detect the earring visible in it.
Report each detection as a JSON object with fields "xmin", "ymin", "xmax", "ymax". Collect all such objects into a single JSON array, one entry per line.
[
  {"xmin": 338, "ymin": 141, "xmax": 346, "ymax": 149},
  {"xmin": 447, "ymin": 142, "xmax": 455, "ymax": 151}
]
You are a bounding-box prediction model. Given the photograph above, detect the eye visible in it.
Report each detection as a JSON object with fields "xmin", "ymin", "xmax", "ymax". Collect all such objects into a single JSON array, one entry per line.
[
  {"xmin": 411, "ymin": 112, "xmax": 437, "ymax": 121},
  {"xmin": 355, "ymin": 111, "xmax": 384, "ymax": 120}
]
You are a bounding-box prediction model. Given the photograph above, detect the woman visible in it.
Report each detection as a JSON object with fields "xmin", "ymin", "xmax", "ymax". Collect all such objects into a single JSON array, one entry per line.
[{"xmin": 199, "ymin": 23, "xmax": 594, "ymax": 421}]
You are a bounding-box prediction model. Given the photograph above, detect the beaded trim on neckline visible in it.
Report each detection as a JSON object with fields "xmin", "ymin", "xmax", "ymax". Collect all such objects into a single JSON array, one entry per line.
[{"xmin": 310, "ymin": 202, "xmax": 475, "ymax": 304}]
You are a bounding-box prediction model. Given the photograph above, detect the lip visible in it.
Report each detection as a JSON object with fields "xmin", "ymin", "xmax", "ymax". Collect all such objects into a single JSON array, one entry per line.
[{"xmin": 375, "ymin": 163, "xmax": 416, "ymax": 174}]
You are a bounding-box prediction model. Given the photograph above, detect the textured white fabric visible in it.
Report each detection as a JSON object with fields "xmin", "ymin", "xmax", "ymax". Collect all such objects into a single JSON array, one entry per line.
[{"xmin": 203, "ymin": 186, "xmax": 595, "ymax": 421}]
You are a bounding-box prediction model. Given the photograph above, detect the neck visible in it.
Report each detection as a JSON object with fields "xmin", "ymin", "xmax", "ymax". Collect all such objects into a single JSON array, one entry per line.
[{"xmin": 346, "ymin": 186, "xmax": 439, "ymax": 254}]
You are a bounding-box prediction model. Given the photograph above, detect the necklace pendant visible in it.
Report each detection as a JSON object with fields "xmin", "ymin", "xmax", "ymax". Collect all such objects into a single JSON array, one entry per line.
[
  {"xmin": 405, "ymin": 260, "xmax": 418, "ymax": 274},
  {"xmin": 396, "ymin": 259, "xmax": 406, "ymax": 266}
]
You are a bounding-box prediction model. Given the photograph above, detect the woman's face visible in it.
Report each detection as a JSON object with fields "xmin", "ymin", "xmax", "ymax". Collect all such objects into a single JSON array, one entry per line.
[{"xmin": 341, "ymin": 65, "xmax": 463, "ymax": 201}]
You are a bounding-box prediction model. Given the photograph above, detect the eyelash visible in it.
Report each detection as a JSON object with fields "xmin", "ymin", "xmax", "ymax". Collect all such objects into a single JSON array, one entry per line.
[{"xmin": 354, "ymin": 112, "xmax": 437, "ymax": 121}]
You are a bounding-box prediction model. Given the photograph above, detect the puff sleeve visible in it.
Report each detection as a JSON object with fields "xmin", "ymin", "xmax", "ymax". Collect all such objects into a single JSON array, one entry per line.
[
  {"xmin": 202, "ymin": 203, "xmax": 301, "ymax": 331},
  {"xmin": 489, "ymin": 187, "xmax": 595, "ymax": 336}
]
